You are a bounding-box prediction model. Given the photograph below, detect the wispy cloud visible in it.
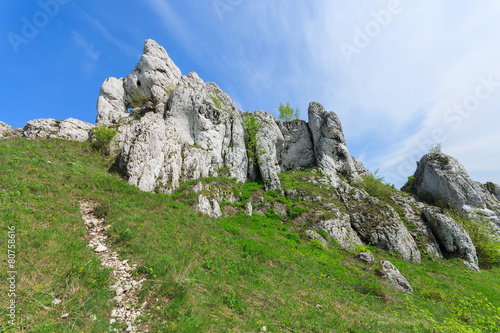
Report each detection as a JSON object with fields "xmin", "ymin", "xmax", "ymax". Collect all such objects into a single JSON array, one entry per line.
[
  {"xmin": 72, "ymin": 31, "xmax": 99, "ymax": 60},
  {"xmin": 72, "ymin": 3, "xmax": 139, "ymax": 59}
]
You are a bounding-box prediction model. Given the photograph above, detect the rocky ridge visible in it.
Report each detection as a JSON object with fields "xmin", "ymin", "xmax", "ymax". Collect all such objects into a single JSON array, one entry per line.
[{"xmin": 2, "ymin": 38, "xmax": 499, "ymax": 275}]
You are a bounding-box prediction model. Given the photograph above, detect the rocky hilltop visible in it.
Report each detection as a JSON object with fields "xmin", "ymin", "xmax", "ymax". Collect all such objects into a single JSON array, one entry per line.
[{"xmin": 2, "ymin": 39, "xmax": 499, "ymax": 277}]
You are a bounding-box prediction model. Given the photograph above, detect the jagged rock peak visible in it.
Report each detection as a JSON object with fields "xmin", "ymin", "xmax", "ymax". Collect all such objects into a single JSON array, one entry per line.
[{"xmin": 96, "ymin": 39, "xmax": 182, "ymax": 126}]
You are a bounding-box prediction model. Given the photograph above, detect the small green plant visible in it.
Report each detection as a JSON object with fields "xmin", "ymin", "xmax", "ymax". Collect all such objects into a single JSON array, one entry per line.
[
  {"xmin": 421, "ymin": 288, "xmax": 446, "ymax": 301},
  {"xmin": 242, "ymin": 114, "xmax": 262, "ymax": 165},
  {"xmin": 278, "ymin": 102, "xmax": 300, "ymax": 122},
  {"xmin": 211, "ymin": 88, "xmax": 224, "ymax": 110},
  {"xmin": 310, "ymin": 238, "xmax": 325, "ymax": 250},
  {"xmin": 357, "ymin": 169, "xmax": 394, "ymax": 200},
  {"xmin": 429, "ymin": 143, "xmax": 442, "ymax": 153},
  {"xmin": 485, "ymin": 181, "xmax": 497, "ymax": 195},
  {"xmin": 355, "ymin": 243, "xmax": 372, "ymax": 254},
  {"xmin": 131, "ymin": 92, "xmax": 149, "ymax": 106},
  {"xmin": 91, "ymin": 125, "xmax": 118, "ymax": 155},
  {"xmin": 318, "ymin": 230, "xmax": 328, "ymax": 240}
]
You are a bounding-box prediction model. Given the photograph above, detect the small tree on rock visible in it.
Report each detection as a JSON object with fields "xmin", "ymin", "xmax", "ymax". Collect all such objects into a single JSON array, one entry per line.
[{"xmin": 278, "ymin": 102, "xmax": 300, "ymax": 122}]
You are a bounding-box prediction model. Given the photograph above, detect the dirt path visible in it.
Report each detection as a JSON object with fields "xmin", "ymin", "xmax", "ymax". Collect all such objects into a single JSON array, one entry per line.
[{"xmin": 80, "ymin": 202, "xmax": 147, "ymax": 332}]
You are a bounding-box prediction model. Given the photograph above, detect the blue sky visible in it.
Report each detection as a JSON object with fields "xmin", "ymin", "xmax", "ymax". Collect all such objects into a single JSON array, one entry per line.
[{"xmin": 2, "ymin": 0, "xmax": 500, "ymax": 187}]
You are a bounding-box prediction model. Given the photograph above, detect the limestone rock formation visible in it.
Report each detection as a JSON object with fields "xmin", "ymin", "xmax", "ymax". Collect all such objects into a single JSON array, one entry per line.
[
  {"xmin": 0, "ymin": 121, "xmax": 21, "ymax": 138},
  {"xmin": 308, "ymin": 102, "xmax": 359, "ymax": 186},
  {"xmin": 316, "ymin": 208, "xmax": 363, "ymax": 251},
  {"xmin": 277, "ymin": 119, "xmax": 315, "ymax": 171},
  {"xmin": 23, "ymin": 118, "xmax": 94, "ymax": 142},
  {"xmin": 96, "ymin": 77, "xmax": 128, "ymax": 126},
  {"xmin": 379, "ymin": 260, "xmax": 413, "ymax": 293},
  {"xmin": 423, "ymin": 208, "xmax": 479, "ymax": 271},
  {"xmin": 407, "ymin": 152, "xmax": 488, "ymax": 212}
]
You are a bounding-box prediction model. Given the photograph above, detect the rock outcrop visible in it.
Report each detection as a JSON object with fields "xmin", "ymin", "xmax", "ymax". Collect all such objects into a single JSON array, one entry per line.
[
  {"xmin": 22, "ymin": 118, "xmax": 94, "ymax": 142},
  {"xmin": 308, "ymin": 102, "xmax": 359, "ymax": 186},
  {"xmin": 95, "ymin": 39, "xmax": 365, "ymax": 194},
  {"xmin": 0, "ymin": 122, "xmax": 21, "ymax": 138},
  {"xmin": 379, "ymin": 260, "xmax": 413, "ymax": 293},
  {"xmin": 423, "ymin": 208, "xmax": 479, "ymax": 271}
]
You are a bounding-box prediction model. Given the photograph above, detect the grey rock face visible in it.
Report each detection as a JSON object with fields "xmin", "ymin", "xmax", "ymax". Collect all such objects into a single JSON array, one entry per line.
[
  {"xmin": 391, "ymin": 195, "xmax": 443, "ymax": 258},
  {"xmin": 22, "ymin": 118, "xmax": 94, "ymax": 142},
  {"xmin": 350, "ymin": 210, "xmax": 421, "ymax": 263},
  {"xmin": 308, "ymin": 102, "xmax": 359, "ymax": 186},
  {"xmin": 352, "ymin": 157, "xmax": 373, "ymax": 178},
  {"xmin": 252, "ymin": 110, "xmax": 283, "ymax": 191},
  {"xmin": 277, "ymin": 119, "xmax": 315, "ymax": 171},
  {"xmin": 379, "ymin": 260, "xmax": 413, "ymax": 293},
  {"xmin": 0, "ymin": 121, "xmax": 21, "ymax": 138},
  {"xmin": 357, "ymin": 252, "xmax": 375, "ymax": 264},
  {"xmin": 197, "ymin": 194, "xmax": 222, "ymax": 218},
  {"xmin": 410, "ymin": 153, "xmax": 486, "ymax": 212},
  {"xmin": 423, "ymin": 208, "xmax": 479, "ymax": 270},
  {"xmin": 124, "ymin": 39, "xmax": 182, "ymax": 113},
  {"xmin": 118, "ymin": 72, "xmax": 248, "ymax": 193},
  {"xmin": 317, "ymin": 208, "xmax": 363, "ymax": 251},
  {"xmin": 96, "ymin": 77, "xmax": 128, "ymax": 126}
]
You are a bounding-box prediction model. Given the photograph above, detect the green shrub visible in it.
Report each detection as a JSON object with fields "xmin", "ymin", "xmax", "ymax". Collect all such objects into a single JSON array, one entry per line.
[
  {"xmin": 318, "ymin": 230, "xmax": 328, "ymax": 240},
  {"xmin": 287, "ymin": 205, "xmax": 307, "ymax": 218},
  {"xmin": 91, "ymin": 125, "xmax": 118, "ymax": 155},
  {"xmin": 278, "ymin": 102, "xmax": 300, "ymax": 122},
  {"xmin": 450, "ymin": 210, "xmax": 500, "ymax": 269},
  {"xmin": 429, "ymin": 143, "xmax": 442, "ymax": 153},
  {"xmin": 485, "ymin": 182, "xmax": 497, "ymax": 195},
  {"xmin": 285, "ymin": 232, "xmax": 300, "ymax": 243},
  {"xmin": 355, "ymin": 243, "xmax": 371, "ymax": 254},
  {"xmin": 421, "ymin": 288, "xmax": 446, "ymax": 301},
  {"xmin": 242, "ymin": 114, "xmax": 262, "ymax": 165},
  {"xmin": 357, "ymin": 170, "xmax": 394, "ymax": 200},
  {"xmin": 310, "ymin": 238, "xmax": 324, "ymax": 250}
]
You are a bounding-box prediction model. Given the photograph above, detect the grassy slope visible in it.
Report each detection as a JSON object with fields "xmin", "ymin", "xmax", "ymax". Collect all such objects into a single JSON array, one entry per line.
[{"xmin": 1, "ymin": 138, "xmax": 499, "ymax": 332}]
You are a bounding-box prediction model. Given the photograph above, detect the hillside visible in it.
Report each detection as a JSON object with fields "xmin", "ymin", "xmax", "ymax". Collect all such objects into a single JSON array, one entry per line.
[{"xmin": 1, "ymin": 138, "xmax": 500, "ymax": 332}]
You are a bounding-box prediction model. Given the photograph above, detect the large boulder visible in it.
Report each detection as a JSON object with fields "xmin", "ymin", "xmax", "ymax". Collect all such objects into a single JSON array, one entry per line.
[
  {"xmin": 407, "ymin": 152, "xmax": 486, "ymax": 211},
  {"xmin": 22, "ymin": 118, "xmax": 94, "ymax": 142},
  {"xmin": 308, "ymin": 102, "xmax": 359, "ymax": 186},
  {"xmin": 423, "ymin": 208, "xmax": 479, "ymax": 271},
  {"xmin": 379, "ymin": 260, "xmax": 413, "ymax": 293}
]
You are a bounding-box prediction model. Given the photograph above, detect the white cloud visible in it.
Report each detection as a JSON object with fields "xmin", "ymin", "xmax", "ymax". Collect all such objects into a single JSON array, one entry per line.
[{"xmin": 72, "ymin": 31, "xmax": 99, "ymax": 60}]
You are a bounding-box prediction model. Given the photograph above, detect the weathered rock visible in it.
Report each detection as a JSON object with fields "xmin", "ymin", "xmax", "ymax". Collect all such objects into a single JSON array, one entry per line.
[
  {"xmin": 350, "ymin": 208, "xmax": 421, "ymax": 263},
  {"xmin": 0, "ymin": 121, "xmax": 12, "ymax": 137},
  {"xmin": 317, "ymin": 208, "xmax": 363, "ymax": 251},
  {"xmin": 305, "ymin": 230, "xmax": 329, "ymax": 249},
  {"xmin": 197, "ymin": 194, "xmax": 222, "ymax": 218},
  {"xmin": 357, "ymin": 252, "xmax": 375, "ymax": 264},
  {"xmin": 252, "ymin": 111, "xmax": 283, "ymax": 191},
  {"xmin": 96, "ymin": 77, "xmax": 128, "ymax": 125},
  {"xmin": 423, "ymin": 208, "xmax": 479, "ymax": 270},
  {"xmin": 124, "ymin": 39, "xmax": 182, "ymax": 113},
  {"xmin": 118, "ymin": 73, "xmax": 248, "ymax": 193},
  {"xmin": 308, "ymin": 102, "xmax": 359, "ymax": 186},
  {"xmin": 408, "ymin": 153, "xmax": 486, "ymax": 212},
  {"xmin": 379, "ymin": 260, "xmax": 413, "ymax": 293},
  {"xmin": 22, "ymin": 118, "xmax": 94, "ymax": 142},
  {"xmin": 352, "ymin": 157, "xmax": 373, "ymax": 178},
  {"xmin": 390, "ymin": 194, "xmax": 443, "ymax": 258},
  {"xmin": 277, "ymin": 119, "xmax": 315, "ymax": 171}
]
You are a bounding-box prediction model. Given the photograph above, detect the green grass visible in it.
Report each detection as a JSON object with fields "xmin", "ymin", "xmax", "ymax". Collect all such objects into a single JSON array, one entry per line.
[{"xmin": 1, "ymin": 138, "xmax": 500, "ymax": 332}]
